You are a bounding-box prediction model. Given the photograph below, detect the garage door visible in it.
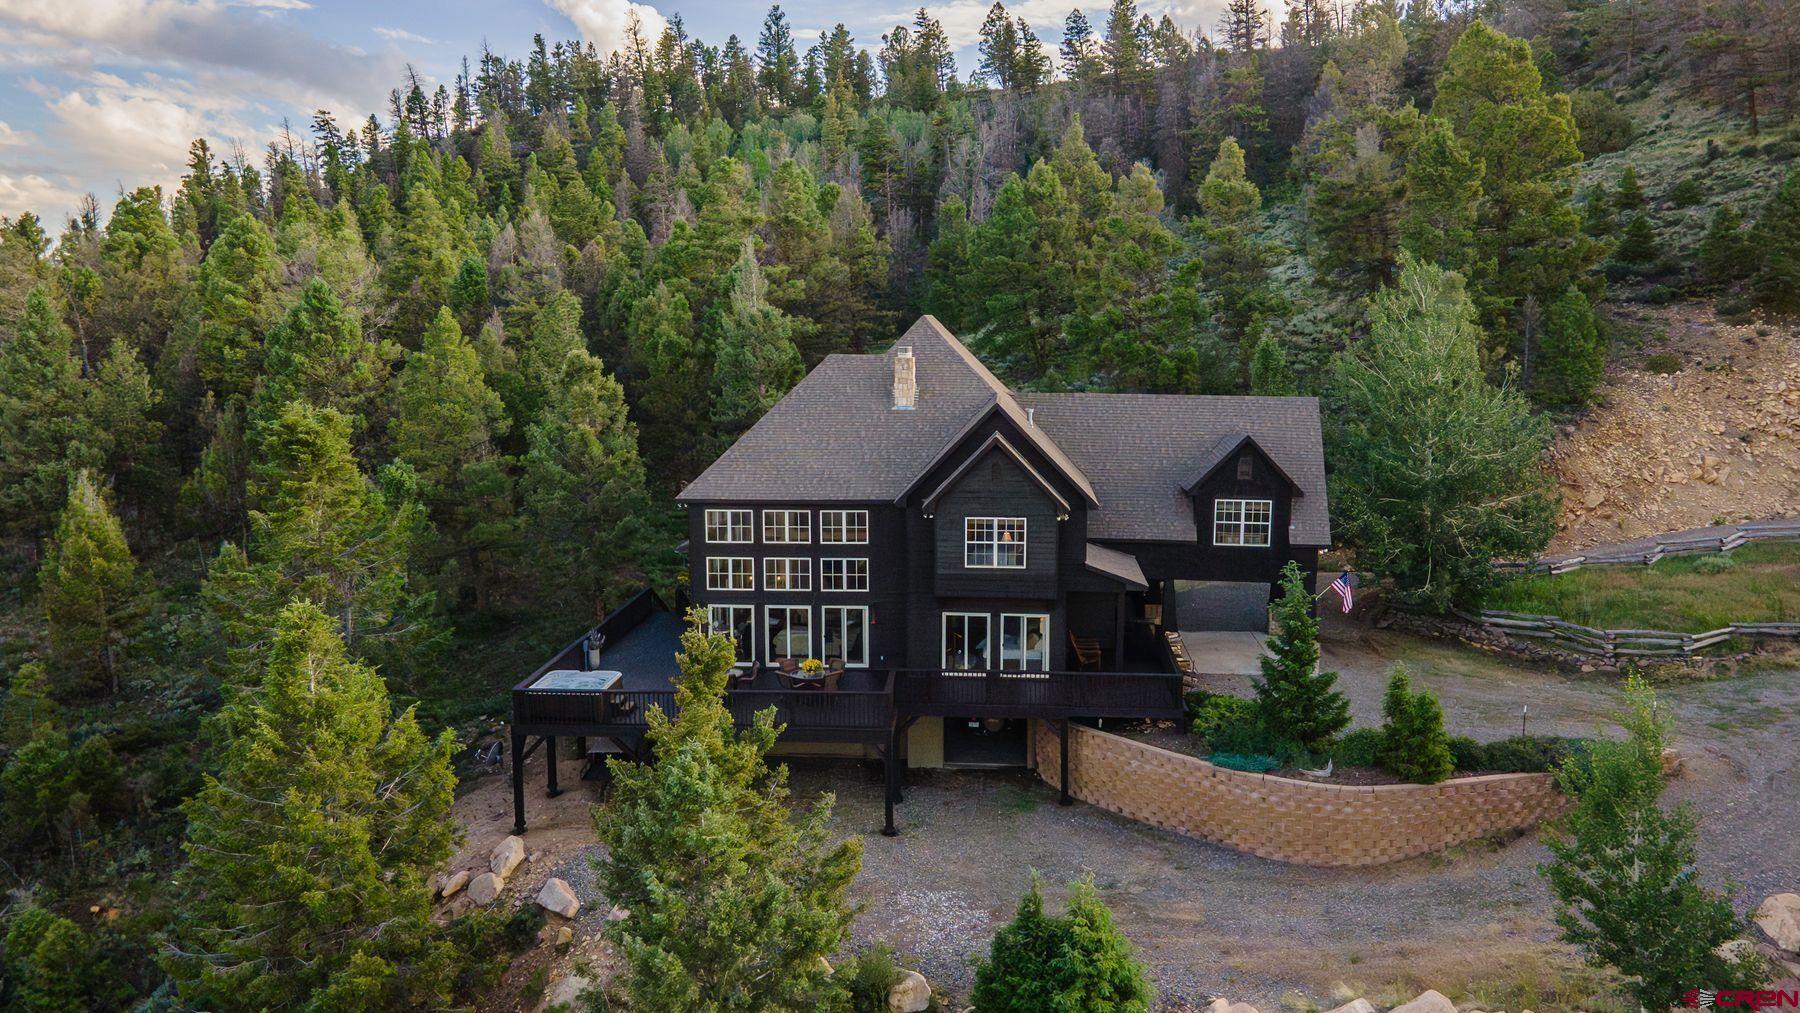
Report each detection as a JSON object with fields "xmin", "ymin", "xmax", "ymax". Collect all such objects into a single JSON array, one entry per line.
[{"xmin": 1172, "ymin": 580, "xmax": 1270, "ymax": 632}]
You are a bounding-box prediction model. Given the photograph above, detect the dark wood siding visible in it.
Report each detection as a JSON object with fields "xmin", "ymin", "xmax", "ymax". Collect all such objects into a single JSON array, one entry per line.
[{"xmin": 931, "ymin": 449, "xmax": 1060, "ymax": 599}]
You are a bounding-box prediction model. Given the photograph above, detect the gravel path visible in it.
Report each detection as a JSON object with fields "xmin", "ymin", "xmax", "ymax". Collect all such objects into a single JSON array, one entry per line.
[{"xmin": 807, "ymin": 624, "xmax": 1800, "ymax": 1010}]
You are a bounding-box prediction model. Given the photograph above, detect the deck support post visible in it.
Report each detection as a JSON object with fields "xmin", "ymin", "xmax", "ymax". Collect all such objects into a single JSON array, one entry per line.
[
  {"xmin": 1058, "ymin": 719, "xmax": 1072, "ymax": 807},
  {"xmin": 545, "ymin": 736, "xmax": 562, "ymax": 798},
  {"xmin": 510, "ymin": 727, "xmax": 527, "ymax": 834},
  {"xmin": 881, "ymin": 720, "xmax": 901, "ymax": 837}
]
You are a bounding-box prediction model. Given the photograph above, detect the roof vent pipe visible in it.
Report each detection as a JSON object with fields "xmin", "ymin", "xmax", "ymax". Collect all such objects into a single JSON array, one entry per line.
[
  {"xmin": 893, "ymin": 346, "xmax": 916, "ymax": 410},
  {"xmin": 1026, "ymin": 407, "xmax": 1035, "ymax": 427}
]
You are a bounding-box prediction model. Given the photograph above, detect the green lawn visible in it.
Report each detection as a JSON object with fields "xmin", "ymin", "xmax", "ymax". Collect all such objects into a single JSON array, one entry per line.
[{"xmin": 1485, "ymin": 541, "xmax": 1800, "ymax": 632}]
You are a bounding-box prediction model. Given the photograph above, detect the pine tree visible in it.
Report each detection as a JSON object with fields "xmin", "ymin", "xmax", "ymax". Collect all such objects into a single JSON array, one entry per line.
[
  {"xmin": 972, "ymin": 876, "xmax": 1152, "ymax": 1012},
  {"xmin": 1061, "ymin": 10, "xmax": 1102, "ymax": 86},
  {"xmin": 1542, "ymin": 676, "xmax": 1764, "ymax": 1009},
  {"xmin": 1398, "ymin": 118, "xmax": 1484, "ymax": 276},
  {"xmin": 921, "ymin": 194, "xmax": 973, "ymax": 328},
  {"xmin": 710, "ymin": 240, "xmax": 804, "ymax": 444},
  {"xmin": 249, "ymin": 278, "xmax": 392, "ymax": 448},
  {"xmin": 1698, "ymin": 203, "xmax": 1758, "ymax": 289},
  {"xmin": 168, "ymin": 601, "xmax": 458, "ymax": 1010},
  {"xmin": 93, "ymin": 186, "xmax": 188, "ymax": 364},
  {"xmin": 978, "ymin": 2, "xmax": 1022, "ymax": 90},
  {"xmin": 1196, "ymin": 138, "xmax": 1284, "ymax": 365},
  {"xmin": 1377, "ymin": 665, "xmax": 1453, "ymax": 784},
  {"xmin": 189, "ymin": 213, "xmax": 284, "ymax": 403},
  {"xmin": 204, "ymin": 402, "xmax": 438, "ymax": 678},
  {"xmin": 757, "ymin": 4, "xmax": 801, "ymax": 107},
  {"xmin": 38, "ymin": 472, "xmax": 149, "ymax": 696},
  {"xmin": 1102, "ymin": 0, "xmax": 1147, "ymax": 89},
  {"xmin": 1328, "ymin": 257, "xmax": 1557, "ymax": 611},
  {"xmin": 0, "ymin": 289, "xmax": 103, "ymax": 539},
  {"xmin": 1612, "ymin": 165, "xmax": 1645, "ymax": 212},
  {"xmin": 1247, "ymin": 334, "xmax": 1296, "ymax": 395},
  {"xmin": 595, "ymin": 613, "xmax": 862, "ymax": 1008},
  {"xmin": 1751, "ymin": 168, "xmax": 1800, "ymax": 311},
  {"xmin": 1253, "ymin": 561, "xmax": 1349, "ymax": 754},
  {"xmin": 625, "ymin": 281, "xmax": 708, "ymax": 479},
  {"xmin": 392, "ymin": 308, "xmax": 513, "ymax": 604},
  {"xmin": 1534, "ymin": 286, "xmax": 1605, "ymax": 409},
  {"xmin": 380, "ymin": 182, "xmax": 462, "ymax": 345},
  {"xmin": 179, "ymin": 395, "xmax": 250, "ymax": 538},
  {"xmin": 89, "ymin": 340, "xmax": 166, "ymax": 515}
]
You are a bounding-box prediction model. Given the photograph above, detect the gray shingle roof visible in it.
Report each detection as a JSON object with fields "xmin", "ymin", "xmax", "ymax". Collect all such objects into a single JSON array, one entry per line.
[
  {"xmin": 1084, "ymin": 542, "xmax": 1148, "ymax": 588},
  {"xmin": 677, "ymin": 317, "xmax": 1331, "ymax": 547}
]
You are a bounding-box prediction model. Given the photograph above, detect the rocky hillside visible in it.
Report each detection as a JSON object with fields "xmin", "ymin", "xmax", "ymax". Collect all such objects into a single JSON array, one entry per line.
[{"xmin": 1549, "ymin": 302, "xmax": 1799, "ymax": 551}]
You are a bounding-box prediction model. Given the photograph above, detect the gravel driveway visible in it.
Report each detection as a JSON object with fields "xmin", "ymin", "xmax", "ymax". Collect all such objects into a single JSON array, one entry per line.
[{"xmin": 802, "ymin": 623, "xmax": 1800, "ymax": 1010}]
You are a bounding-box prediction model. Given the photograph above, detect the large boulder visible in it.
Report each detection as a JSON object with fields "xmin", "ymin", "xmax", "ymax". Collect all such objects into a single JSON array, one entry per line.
[
  {"xmin": 439, "ymin": 869, "xmax": 470, "ymax": 899},
  {"xmin": 537, "ymin": 877, "xmax": 581, "ymax": 919},
  {"xmin": 1755, "ymin": 893, "xmax": 1800, "ymax": 954},
  {"xmin": 1324, "ymin": 1001, "xmax": 1376, "ymax": 1013},
  {"xmin": 467, "ymin": 871, "xmax": 505, "ymax": 906},
  {"xmin": 888, "ymin": 968, "xmax": 930, "ymax": 1012},
  {"xmin": 540, "ymin": 973, "xmax": 592, "ymax": 1012},
  {"xmin": 490, "ymin": 835, "xmax": 527, "ymax": 878},
  {"xmin": 1390, "ymin": 990, "xmax": 1456, "ymax": 1013}
]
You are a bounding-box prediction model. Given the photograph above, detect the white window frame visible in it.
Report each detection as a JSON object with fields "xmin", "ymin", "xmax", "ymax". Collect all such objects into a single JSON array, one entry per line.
[
  {"xmin": 1000, "ymin": 613, "xmax": 1051, "ymax": 673},
  {"xmin": 822, "ymin": 605, "xmax": 870, "ymax": 667},
  {"xmin": 1212, "ymin": 498, "xmax": 1273, "ymax": 547},
  {"xmin": 820, "ymin": 557, "xmax": 869, "ymax": 592},
  {"xmin": 763, "ymin": 557, "xmax": 812, "ymax": 592},
  {"xmin": 704, "ymin": 508, "xmax": 753, "ymax": 543},
  {"xmin": 706, "ymin": 556, "xmax": 754, "ymax": 591},
  {"xmin": 941, "ymin": 612, "xmax": 992, "ymax": 672},
  {"xmin": 820, "ymin": 509, "xmax": 869, "ymax": 544},
  {"xmin": 766, "ymin": 605, "xmax": 812, "ymax": 661},
  {"xmin": 964, "ymin": 516, "xmax": 1027, "ymax": 569},
  {"xmin": 762, "ymin": 509, "xmax": 811, "ymax": 544},
  {"xmin": 708, "ymin": 604, "xmax": 756, "ymax": 665}
]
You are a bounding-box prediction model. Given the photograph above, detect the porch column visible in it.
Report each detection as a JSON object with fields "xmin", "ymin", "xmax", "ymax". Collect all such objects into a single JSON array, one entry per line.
[
  {"xmin": 1058, "ymin": 719, "xmax": 1072, "ymax": 807},
  {"xmin": 545, "ymin": 735, "xmax": 561, "ymax": 798},
  {"xmin": 1113, "ymin": 593, "xmax": 1126, "ymax": 667},
  {"xmin": 882, "ymin": 720, "xmax": 901, "ymax": 837},
  {"xmin": 510, "ymin": 727, "xmax": 527, "ymax": 834}
]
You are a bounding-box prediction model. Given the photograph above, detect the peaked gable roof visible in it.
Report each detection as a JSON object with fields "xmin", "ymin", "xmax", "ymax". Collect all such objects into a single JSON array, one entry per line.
[{"xmin": 1180, "ymin": 432, "xmax": 1304, "ymax": 495}]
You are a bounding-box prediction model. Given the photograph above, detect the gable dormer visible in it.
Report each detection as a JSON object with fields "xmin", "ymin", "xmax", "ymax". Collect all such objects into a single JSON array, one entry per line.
[{"xmin": 1182, "ymin": 434, "xmax": 1302, "ymax": 552}]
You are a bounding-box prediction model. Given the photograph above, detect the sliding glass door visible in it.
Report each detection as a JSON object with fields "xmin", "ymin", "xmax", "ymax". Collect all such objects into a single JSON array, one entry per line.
[{"xmin": 942, "ymin": 612, "xmax": 991, "ymax": 671}]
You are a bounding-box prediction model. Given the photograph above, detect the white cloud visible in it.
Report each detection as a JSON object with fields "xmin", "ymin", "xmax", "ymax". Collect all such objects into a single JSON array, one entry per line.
[
  {"xmin": 0, "ymin": 122, "xmax": 30, "ymax": 148},
  {"xmin": 547, "ymin": 0, "xmax": 669, "ymax": 55},
  {"xmin": 0, "ymin": 172, "xmax": 86, "ymax": 222},
  {"xmin": 374, "ymin": 26, "xmax": 438, "ymax": 45}
]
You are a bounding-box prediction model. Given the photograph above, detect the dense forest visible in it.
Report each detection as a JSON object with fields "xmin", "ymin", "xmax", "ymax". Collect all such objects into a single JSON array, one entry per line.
[{"xmin": 0, "ymin": 0, "xmax": 1797, "ymax": 1006}]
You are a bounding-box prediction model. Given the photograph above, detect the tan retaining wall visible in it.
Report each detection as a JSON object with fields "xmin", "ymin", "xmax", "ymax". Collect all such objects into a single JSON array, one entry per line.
[{"xmin": 1033, "ymin": 722, "xmax": 1566, "ymax": 867}]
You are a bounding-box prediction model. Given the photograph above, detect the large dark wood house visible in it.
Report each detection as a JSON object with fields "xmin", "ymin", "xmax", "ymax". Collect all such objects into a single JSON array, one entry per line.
[{"xmin": 509, "ymin": 316, "xmax": 1330, "ymax": 834}]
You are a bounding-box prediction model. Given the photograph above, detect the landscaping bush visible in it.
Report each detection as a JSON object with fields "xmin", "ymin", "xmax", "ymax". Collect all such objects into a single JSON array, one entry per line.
[
  {"xmin": 1479, "ymin": 736, "xmax": 1588, "ymax": 774},
  {"xmin": 1642, "ymin": 353, "xmax": 1682, "ymax": 374},
  {"xmin": 1189, "ymin": 693, "xmax": 1257, "ymax": 747},
  {"xmin": 972, "ymin": 877, "xmax": 1151, "ymax": 1012},
  {"xmin": 1378, "ymin": 666, "xmax": 1454, "ymax": 784},
  {"xmin": 1449, "ymin": 735, "xmax": 1484, "ymax": 772},
  {"xmin": 838, "ymin": 944, "xmax": 904, "ymax": 1013},
  {"xmin": 1330, "ymin": 728, "xmax": 1386, "ymax": 767},
  {"xmin": 1253, "ymin": 561, "xmax": 1349, "ymax": 752}
]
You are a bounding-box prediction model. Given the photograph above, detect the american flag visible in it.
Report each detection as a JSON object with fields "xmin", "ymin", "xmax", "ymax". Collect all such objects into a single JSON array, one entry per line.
[{"xmin": 1328, "ymin": 571, "xmax": 1354, "ymax": 613}]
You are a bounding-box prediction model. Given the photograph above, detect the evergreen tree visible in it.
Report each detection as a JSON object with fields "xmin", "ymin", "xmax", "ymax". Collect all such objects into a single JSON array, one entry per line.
[
  {"xmin": 189, "ymin": 213, "xmax": 285, "ymax": 403},
  {"xmin": 92, "ymin": 186, "xmax": 188, "ymax": 363},
  {"xmin": 1328, "ymin": 257, "xmax": 1557, "ymax": 611},
  {"xmin": 1247, "ymin": 334, "xmax": 1296, "ymax": 395},
  {"xmin": 1615, "ymin": 213, "xmax": 1659, "ymax": 265},
  {"xmin": 0, "ymin": 289, "xmax": 103, "ymax": 539},
  {"xmin": 757, "ymin": 5, "xmax": 801, "ymax": 107},
  {"xmin": 710, "ymin": 240, "xmax": 804, "ymax": 444},
  {"xmin": 972, "ymin": 876, "xmax": 1152, "ymax": 1012},
  {"xmin": 978, "ymin": 3, "xmax": 1022, "ymax": 90},
  {"xmin": 38, "ymin": 472, "xmax": 149, "ymax": 696},
  {"xmin": 381, "ymin": 182, "xmax": 462, "ymax": 345},
  {"xmin": 1542, "ymin": 676, "xmax": 1764, "ymax": 1009},
  {"xmin": 1195, "ymin": 138, "xmax": 1285, "ymax": 369},
  {"xmin": 204, "ymin": 402, "xmax": 438, "ymax": 678},
  {"xmin": 1061, "ymin": 10, "xmax": 1102, "ymax": 86},
  {"xmin": 249, "ymin": 278, "xmax": 393, "ymax": 449},
  {"xmin": 1398, "ymin": 118, "xmax": 1484, "ymax": 277},
  {"xmin": 179, "ymin": 395, "xmax": 249, "ymax": 538},
  {"xmin": 1751, "ymin": 168, "xmax": 1800, "ymax": 312},
  {"xmin": 391, "ymin": 308, "xmax": 513, "ymax": 605},
  {"xmin": 1533, "ymin": 286, "xmax": 1605, "ymax": 409},
  {"xmin": 1377, "ymin": 665, "xmax": 1453, "ymax": 784},
  {"xmin": 1697, "ymin": 203, "xmax": 1758, "ymax": 289},
  {"xmin": 1102, "ymin": 0, "xmax": 1148, "ymax": 89},
  {"xmin": 3, "ymin": 906, "xmax": 121, "ymax": 1011},
  {"xmin": 1612, "ymin": 165, "xmax": 1645, "ymax": 212},
  {"xmin": 921, "ymin": 194, "xmax": 973, "ymax": 328},
  {"xmin": 625, "ymin": 281, "xmax": 708, "ymax": 479},
  {"xmin": 1253, "ymin": 561, "xmax": 1349, "ymax": 754},
  {"xmin": 594, "ymin": 613, "xmax": 861, "ymax": 1008},
  {"xmin": 89, "ymin": 340, "xmax": 166, "ymax": 515},
  {"xmin": 168, "ymin": 601, "xmax": 458, "ymax": 1010}
]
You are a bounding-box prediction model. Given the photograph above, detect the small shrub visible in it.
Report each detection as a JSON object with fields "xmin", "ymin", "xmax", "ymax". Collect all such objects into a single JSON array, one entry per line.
[
  {"xmin": 1449, "ymin": 735, "xmax": 1484, "ymax": 771},
  {"xmin": 1692, "ymin": 553, "xmax": 1737, "ymax": 574},
  {"xmin": 1208, "ymin": 752, "xmax": 1283, "ymax": 773},
  {"xmin": 1670, "ymin": 178, "xmax": 1704, "ymax": 208},
  {"xmin": 1189, "ymin": 694, "xmax": 1256, "ymax": 744},
  {"xmin": 1480, "ymin": 736, "xmax": 1589, "ymax": 774},
  {"xmin": 839, "ymin": 944, "xmax": 904, "ymax": 1013},
  {"xmin": 972, "ymin": 877, "xmax": 1152, "ymax": 1012},
  {"xmin": 1642, "ymin": 353, "xmax": 1682, "ymax": 374},
  {"xmin": 1331, "ymin": 727, "xmax": 1385, "ymax": 767},
  {"xmin": 1378, "ymin": 666, "xmax": 1454, "ymax": 784}
]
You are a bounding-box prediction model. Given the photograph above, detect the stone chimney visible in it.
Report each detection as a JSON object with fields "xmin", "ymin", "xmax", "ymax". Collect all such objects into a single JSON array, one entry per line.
[{"xmin": 893, "ymin": 346, "xmax": 916, "ymax": 410}]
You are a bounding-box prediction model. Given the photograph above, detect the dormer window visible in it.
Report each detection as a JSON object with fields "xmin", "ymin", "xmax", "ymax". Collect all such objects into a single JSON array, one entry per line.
[
  {"xmin": 1236, "ymin": 454, "xmax": 1253, "ymax": 481},
  {"xmin": 1213, "ymin": 499, "xmax": 1272, "ymax": 547},
  {"xmin": 966, "ymin": 517, "xmax": 1027, "ymax": 568}
]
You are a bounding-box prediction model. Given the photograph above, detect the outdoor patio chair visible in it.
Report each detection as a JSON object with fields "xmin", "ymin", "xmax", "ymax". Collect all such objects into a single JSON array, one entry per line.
[
  {"xmin": 822, "ymin": 657, "xmax": 846, "ymax": 692},
  {"xmin": 1068, "ymin": 630, "xmax": 1102, "ymax": 670}
]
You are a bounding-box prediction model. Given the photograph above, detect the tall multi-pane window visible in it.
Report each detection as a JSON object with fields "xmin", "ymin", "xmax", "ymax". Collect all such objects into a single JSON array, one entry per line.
[
  {"xmin": 942, "ymin": 612, "xmax": 991, "ymax": 670},
  {"xmin": 1212, "ymin": 499, "xmax": 1273, "ymax": 547},
  {"xmin": 763, "ymin": 557, "xmax": 812, "ymax": 591},
  {"xmin": 762, "ymin": 510, "xmax": 811, "ymax": 543},
  {"xmin": 820, "ymin": 509, "xmax": 869, "ymax": 544},
  {"xmin": 703, "ymin": 508, "xmax": 753, "ymax": 543},
  {"xmin": 964, "ymin": 517, "xmax": 1027, "ymax": 568},
  {"xmin": 822, "ymin": 606, "xmax": 869, "ymax": 667},
  {"xmin": 1000, "ymin": 614, "xmax": 1049, "ymax": 671},
  {"xmin": 820, "ymin": 558, "xmax": 869, "ymax": 591},
  {"xmin": 767, "ymin": 606, "xmax": 812, "ymax": 660},
  {"xmin": 706, "ymin": 557, "xmax": 754, "ymax": 591},
  {"xmin": 708, "ymin": 605, "xmax": 755, "ymax": 664}
]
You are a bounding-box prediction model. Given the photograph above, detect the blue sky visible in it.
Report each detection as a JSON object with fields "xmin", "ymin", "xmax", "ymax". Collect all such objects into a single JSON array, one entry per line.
[{"xmin": 0, "ymin": 0, "xmax": 1251, "ymax": 228}]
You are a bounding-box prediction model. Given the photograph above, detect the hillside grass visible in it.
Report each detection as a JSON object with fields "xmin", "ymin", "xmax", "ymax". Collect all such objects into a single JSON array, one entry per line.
[{"xmin": 1485, "ymin": 540, "xmax": 1800, "ymax": 632}]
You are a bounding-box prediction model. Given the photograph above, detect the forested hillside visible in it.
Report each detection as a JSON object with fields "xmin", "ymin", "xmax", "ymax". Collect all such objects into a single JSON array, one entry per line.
[{"xmin": 0, "ymin": 0, "xmax": 1795, "ymax": 1006}]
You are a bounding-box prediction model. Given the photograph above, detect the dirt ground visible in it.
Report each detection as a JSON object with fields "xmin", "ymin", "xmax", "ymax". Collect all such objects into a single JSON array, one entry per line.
[
  {"xmin": 453, "ymin": 617, "xmax": 1799, "ymax": 1011},
  {"xmin": 1549, "ymin": 303, "xmax": 1799, "ymax": 551}
]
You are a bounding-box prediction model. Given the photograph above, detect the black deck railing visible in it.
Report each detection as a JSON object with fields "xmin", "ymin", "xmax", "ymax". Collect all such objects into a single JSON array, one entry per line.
[{"xmin": 893, "ymin": 668, "xmax": 1184, "ymax": 720}]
